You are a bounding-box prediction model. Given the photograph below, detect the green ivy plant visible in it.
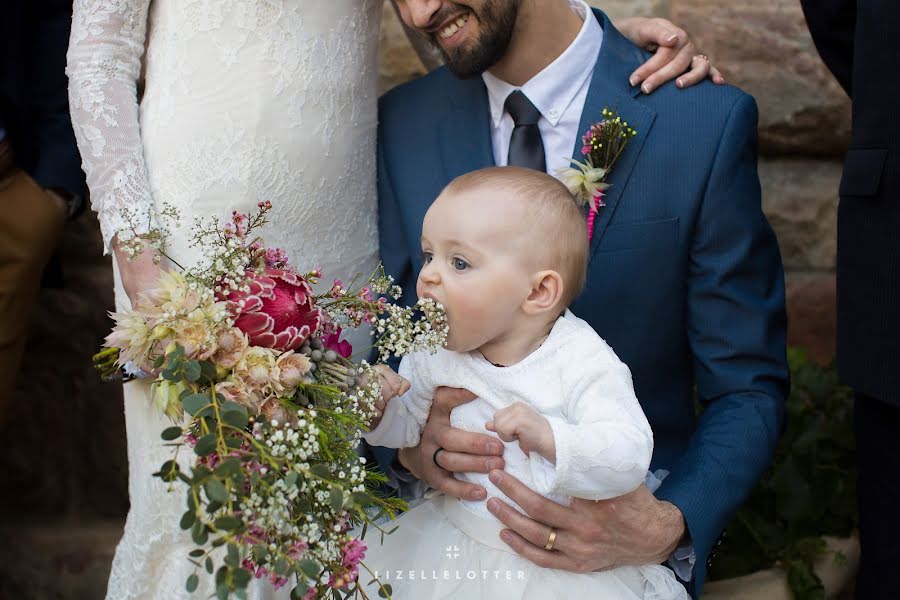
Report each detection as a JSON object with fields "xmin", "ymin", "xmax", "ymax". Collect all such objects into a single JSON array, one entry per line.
[{"xmin": 707, "ymin": 348, "xmax": 857, "ymax": 600}]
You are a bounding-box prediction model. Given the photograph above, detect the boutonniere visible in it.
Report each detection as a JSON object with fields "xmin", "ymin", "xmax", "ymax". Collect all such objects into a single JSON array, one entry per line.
[{"xmin": 557, "ymin": 108, "xmax": 637, "ymax": 241}]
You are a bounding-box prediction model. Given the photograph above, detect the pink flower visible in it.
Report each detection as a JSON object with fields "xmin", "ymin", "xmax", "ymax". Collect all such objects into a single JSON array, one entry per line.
[
  {"xmin": 225, "ymin": 268, "xmax": 321, "ymax": 352},
  {"xmin": 224, "ymin": 211, "xmax": 250, "ymax": 238},
  {"xmin": 322, "ymin": 328, "xmax": 353, "ymax": 359},
  {"xmin": 581, "ymin": 144, "xmax": 592, "ymax": 156},
  {"xmin": 264, "ymin": 247, "xmax": 289, "ymax": 270}
]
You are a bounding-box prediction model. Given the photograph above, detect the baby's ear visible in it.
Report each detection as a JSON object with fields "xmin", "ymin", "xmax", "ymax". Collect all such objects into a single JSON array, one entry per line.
[{"xmin": 523, "ymin": 270, "xmax": 564, "ymax": 316}]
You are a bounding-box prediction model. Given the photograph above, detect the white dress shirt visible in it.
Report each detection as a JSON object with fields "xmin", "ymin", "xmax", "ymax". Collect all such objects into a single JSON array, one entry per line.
[{"xmin": 482, "ymin": 0, "xmax": 602, "ymax": 179}]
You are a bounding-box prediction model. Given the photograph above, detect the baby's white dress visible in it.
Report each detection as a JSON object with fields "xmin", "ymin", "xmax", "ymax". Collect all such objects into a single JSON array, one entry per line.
[{"xmin": 363, "ymin": 311, "xmax": 688, "ymax": 599}]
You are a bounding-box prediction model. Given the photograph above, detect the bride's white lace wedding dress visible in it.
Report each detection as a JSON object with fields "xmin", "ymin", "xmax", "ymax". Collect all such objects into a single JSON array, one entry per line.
[{"xmin": 67, "ymin": 1, "xmax": 382, "ymax": 597}]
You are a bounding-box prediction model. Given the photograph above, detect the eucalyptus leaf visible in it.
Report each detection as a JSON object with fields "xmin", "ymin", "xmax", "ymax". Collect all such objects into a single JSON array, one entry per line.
[
  {"xmin": 291, "ymin": 580, "xmax": 310, "ymax": 599},
  {"xmin": 180, "ymin": 510, "xmax": 196, "ymax": 530},
  {"xmin": 186, "ymin": 574, "xmax": 199, "ymax": 593},
  {"xmin": 204, "ymin": 480, "xmax": 228, "ymax": 504},
  {"xmin": 215, "ymin": 516, "xmax": 242, "ymax": 531},
  {"xmin": 183, "ymin": 393, "xmax": 210, "ymax": 416},
  {"xmin": 225, "ymin": 543, "xmax": 240, "ymax": 568},
  {"xmin": 233, "ymin": 567, "xmax": 252, "ymax": 589},
  {"xmin": 200, "ymin": 361, "xmax": 218, "ymax": 382},
  {"xmin": 329, "ymin": 488, "xmax": 344, "ymax": 511},
  {"xmin": 222, "ymin": 410, "xmax": 248, "ymax": 430},
  {"xmin": 194, "ymin": 434, "xmax": 217, "ymax": 457},
  {"xmin": 184, "ymin": 360, "xmax": 202, "ymax": 382},
  {"xmin": 161, "ymin": 426, "xmax": 183, "ymax": 441},
  {"xmin": 298, "ymin": 558, "xmax": 320, "ymax": 579}
]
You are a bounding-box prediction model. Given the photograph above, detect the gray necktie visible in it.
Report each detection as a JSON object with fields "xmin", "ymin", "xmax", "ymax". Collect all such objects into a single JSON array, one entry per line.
[{"xmin": 504, "ymin": 90, "xmax": 546, "ymax": 172}]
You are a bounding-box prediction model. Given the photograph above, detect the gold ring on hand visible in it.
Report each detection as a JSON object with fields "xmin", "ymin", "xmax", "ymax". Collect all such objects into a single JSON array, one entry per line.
[
  {"xmin": 544, "ymin": 527, "xmax": 558, "ymax": 551},
  {"xmin": 692, "ymin": 53, "xmax": 710, "ymax": 63}
]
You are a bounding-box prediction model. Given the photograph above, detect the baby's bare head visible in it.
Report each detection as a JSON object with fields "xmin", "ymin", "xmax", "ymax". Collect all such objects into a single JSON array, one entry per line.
[{"xmin": 438, "ymin": 166, "xmax": 589, "ymax": 307}]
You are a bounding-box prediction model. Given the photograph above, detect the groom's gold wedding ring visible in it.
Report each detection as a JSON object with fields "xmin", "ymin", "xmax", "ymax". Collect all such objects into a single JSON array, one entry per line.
[
  {"xmin": 432, "ymin": 447, "xmax": 446, "ymax": 468},
  {"xmin": 544, "ymin": 527, "xmax": 558, "ymax": 551}
]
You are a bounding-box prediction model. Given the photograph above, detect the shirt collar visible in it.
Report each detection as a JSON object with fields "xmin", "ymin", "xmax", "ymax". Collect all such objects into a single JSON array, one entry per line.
[{"xmin": 482, "ymin": 0, "xmax": 603, "ymax": 128}]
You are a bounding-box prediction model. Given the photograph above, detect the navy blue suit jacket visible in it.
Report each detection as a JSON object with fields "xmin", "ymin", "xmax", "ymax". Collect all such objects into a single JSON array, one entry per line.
[{"xmin": 375, "ymin": 9, "xmax": 788, "ymax": 596}]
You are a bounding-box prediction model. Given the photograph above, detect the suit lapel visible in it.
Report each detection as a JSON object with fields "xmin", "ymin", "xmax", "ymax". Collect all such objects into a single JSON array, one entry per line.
[
  {"xmin": 578, "ymin": 9, "xmax": 658, "ymax": 259},
  {"xmin": 440, "ymin": 78, "xmax": 496, "ymax": 184}
]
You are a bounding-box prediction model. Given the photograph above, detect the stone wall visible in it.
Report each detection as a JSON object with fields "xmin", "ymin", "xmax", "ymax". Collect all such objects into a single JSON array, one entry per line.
[{"xmin": 0, "ymin": 1, "xmax": 846, "ymax": 597}]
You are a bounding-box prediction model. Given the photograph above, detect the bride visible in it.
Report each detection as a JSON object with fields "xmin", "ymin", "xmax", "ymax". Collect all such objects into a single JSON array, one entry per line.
[{"xmin": 66, "ymin": 1, "xmax": 717, "ymax": 598}]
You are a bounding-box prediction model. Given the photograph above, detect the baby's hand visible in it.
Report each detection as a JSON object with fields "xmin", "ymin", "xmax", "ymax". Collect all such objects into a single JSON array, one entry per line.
[
  {"xmin": 486, "ymin": 401, "xmax": 556, "ymax": 463},
  {"xmin": 368, "ymin": 364, "xmax": 410, "ymax": 428}
]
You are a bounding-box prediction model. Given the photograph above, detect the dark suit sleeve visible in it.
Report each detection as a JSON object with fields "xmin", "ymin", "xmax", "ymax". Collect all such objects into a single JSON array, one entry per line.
[
  {"xmin": 800, "ymin": 0, "xmax": 856, "ymax": 96},
  {"xmin": 654, "ymin": 94, "xmax": 789, "ymax": 577},
  {"xmin": 377, "ymin": 112, "xmax": 418, "ymax": 311},
  {"xmin": 370, "ymin": 109, "xmax": 415, "ymax": 480},
  {"xmin": 25, "ymin": 0, "xmax": 86, "ymax": 197}
]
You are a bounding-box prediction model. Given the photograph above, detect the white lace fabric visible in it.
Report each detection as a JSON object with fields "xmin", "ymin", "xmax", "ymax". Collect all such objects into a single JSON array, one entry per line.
[
  {"xmin": 67, "ymin": 0, "xmax": 156, "ymax": 252},
  {"xmin": 67, "ymin": 1, "xmax": 383, "ymax": 598}
]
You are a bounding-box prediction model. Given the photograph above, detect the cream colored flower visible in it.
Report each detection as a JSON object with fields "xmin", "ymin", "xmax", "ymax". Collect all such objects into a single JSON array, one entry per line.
[
  {"xmin": 211, "ymin": 327, "xmax": 249, "ymax": 369},
  {"xmin": 233, "ymin": 346, "xmax": 283, "ymax": 396},
  {"xmin": 174, "ymin": 311, "xmax": 218, "ymax": 361},
  {"xmin": 215, "ymin": 378, "xmax": 260, "ymax": 411},
  {"xmin": 276, "ymin": 351, "xmax": 313, "ymax": 389},
  {"xmin": 142, "ymin": 270, "xmax": 204, "ymax": 318},
  {"xmin": 256, "ymin": 395, "xmax": 287, "ymax": 422},
  {"xmin": 556, "ymin": 159, "xmax": 610, "ymax": 209},
  {"xmin": 106, "ymin": 309, "xmax": 155, "ymax": 365}
]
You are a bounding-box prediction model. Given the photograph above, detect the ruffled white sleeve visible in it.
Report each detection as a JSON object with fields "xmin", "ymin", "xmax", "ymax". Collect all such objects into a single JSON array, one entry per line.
[
  {"xmin": 363, "ymin": 352, "xmax": 437, "ymax": 449},
  {"xmin": 66, "ymin": 0, "xmax": 156, "ymax": 253},
  {"xmin": 530, "ymin": 338, "xmax": 655, "ymax": 501}
]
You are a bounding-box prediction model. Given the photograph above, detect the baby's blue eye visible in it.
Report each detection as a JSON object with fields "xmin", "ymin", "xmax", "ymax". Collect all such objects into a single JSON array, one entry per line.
[
  {"xmin": 423, "ymin": 251, "xmax": 433, "ymax": 264},
  {"xmin": 453, "ymin": 258, "xmax": 469, "ymax": 271}
]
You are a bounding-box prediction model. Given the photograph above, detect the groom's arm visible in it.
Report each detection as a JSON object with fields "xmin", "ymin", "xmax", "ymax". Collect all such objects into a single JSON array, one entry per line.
[
  {"xmin": 654, "ymin": 92, "xmax": 789, "ymax": 582},
  {"xmin": 371, "ymin": 112, "xmax": 418, "ymax": 487}
]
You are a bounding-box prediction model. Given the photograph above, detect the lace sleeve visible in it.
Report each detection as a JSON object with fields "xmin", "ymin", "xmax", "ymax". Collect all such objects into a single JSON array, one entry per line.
[{"xmin": 66, "ymin": 0, "xmax": 156, "ymax": 254}]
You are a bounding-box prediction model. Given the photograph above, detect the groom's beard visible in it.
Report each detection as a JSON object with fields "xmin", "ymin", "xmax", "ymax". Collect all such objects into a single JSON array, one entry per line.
[{"xmin": 429, "ymin": 0, "xmax": 522, "ymax": 79}]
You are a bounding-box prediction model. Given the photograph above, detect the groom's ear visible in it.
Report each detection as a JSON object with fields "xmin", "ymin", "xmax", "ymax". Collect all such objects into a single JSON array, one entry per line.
[{"xmin": 522, "ymin": 270, "xmax": 564, "ymax": 316}]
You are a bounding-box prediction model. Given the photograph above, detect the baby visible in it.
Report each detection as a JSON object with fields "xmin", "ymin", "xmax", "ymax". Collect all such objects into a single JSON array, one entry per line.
[{"xmin": 364, "ymin": 167, "xmax": 687, "ymax": 600}]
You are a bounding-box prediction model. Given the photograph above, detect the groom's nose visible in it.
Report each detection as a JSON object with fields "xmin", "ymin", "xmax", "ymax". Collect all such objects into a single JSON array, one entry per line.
[{"xmin": 401, "ymin": 0, "xmax": 445, "ymax": 31}]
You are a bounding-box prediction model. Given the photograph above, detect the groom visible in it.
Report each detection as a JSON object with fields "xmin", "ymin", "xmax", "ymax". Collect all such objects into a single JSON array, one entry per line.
[{"xmin": 374, "ymin": 1, "xmax": 788, "ymax": 597}]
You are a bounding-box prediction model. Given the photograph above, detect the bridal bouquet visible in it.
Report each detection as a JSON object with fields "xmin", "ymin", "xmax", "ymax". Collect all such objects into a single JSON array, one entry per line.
[{"xmin": 94, "ymin": 202, "xmax": 447, "ymax": 600}]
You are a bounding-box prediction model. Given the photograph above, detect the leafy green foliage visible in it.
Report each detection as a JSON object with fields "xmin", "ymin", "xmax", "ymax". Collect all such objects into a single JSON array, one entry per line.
[
  {"xmin": 151, "ymin": 343, "xmax": 405, "ymax": 600},
  {"xmin": 708, "ymin": 349, "xmax": 857, "ymax": 599}
]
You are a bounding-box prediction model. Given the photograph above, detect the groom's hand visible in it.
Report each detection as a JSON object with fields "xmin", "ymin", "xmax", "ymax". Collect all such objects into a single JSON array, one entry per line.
[
  {"xmin": 486, "ymin": 470, "xmax": 686, "ymax": 572},
  {"xmin": 397, "ymin": 386, "xmax": 505, "ymax": 502}
]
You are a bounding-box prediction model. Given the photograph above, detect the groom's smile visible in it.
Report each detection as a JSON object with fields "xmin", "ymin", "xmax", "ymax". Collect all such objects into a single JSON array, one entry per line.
[
  {"xmin": 434, "ymin": 11, "xmax": 471, "ymax": 48},
  {"xmin": 398, "ymin": 0, "xmax": 523, "ymax": 78}
]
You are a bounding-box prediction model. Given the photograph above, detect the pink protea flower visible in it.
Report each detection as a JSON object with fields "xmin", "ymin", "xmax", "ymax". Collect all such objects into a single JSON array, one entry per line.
[
  {"xmin": 225, "ymin": 268, "xmax": 321, "ymax": 352},
  {"xmin": 322, "ymin": 328, "xmax": 353, "ymax": 359}
]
